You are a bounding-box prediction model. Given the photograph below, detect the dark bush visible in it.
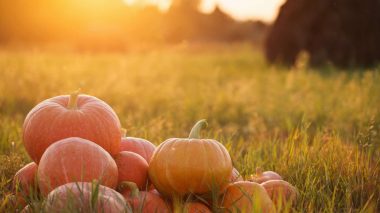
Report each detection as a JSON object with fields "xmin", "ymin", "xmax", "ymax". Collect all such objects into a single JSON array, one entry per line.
[{"xmin": 265, "ymin": 0, "xmax": 380, "ymax": 68}]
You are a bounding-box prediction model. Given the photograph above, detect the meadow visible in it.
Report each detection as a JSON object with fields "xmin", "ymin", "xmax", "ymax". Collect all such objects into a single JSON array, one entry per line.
[{"xmin": 0, "ymin": 43, "xmax": 379, "ymax": 212}]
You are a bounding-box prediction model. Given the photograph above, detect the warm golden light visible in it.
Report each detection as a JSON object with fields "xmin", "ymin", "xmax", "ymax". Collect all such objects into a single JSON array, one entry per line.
[
  {"xmin": 122, "ymin": 0, "xmax": 284, "ymax": 21},
  {"xmin": 0, "ymin": 0, "xmax": 275, "ymax": 47},
  {"xmin": 122, "ymin": 0, "xmax": 171, "ymax": 10},
  {"xmin": 202, "ymin": 0, "xmax": 285, "ymax": 22}
]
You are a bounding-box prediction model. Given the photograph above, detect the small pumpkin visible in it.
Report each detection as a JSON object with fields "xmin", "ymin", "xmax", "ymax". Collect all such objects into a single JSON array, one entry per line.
[
  {"xmin": 149, "ymin": 120, "xmax": 233, "ymax": 197},
  {"xmin": 38, "ymin": 137, "xmax": 118, "ymax": 195},
  {"xmin": 21, "ymin": 205, "xmax": 32, "ymax": 213},
  {"xmin": 23, "ymin": 90, "xmax": 121, "ymax": 163},
  {"xmin": 249, "ymin": 167, "xmax": 282, "ymax": 184},
  {"xmin": 221, "ymin": 181, "xmax": 275, "ymax": 213},
  {"xmin": 13, "ymin": 162, "xmax": 38, "ymax": 199},
  {"xmin": 261, "ymin": 180, "xmax": 298, "ymax": 209},
  {"xmin": 45, "ymin": 182, "xmax": 126, "ymax": 213},
  {"xmin": 115, "ymin": 151, "xmax": 149, "ymax": 190},
  {"xmin": 149, "ymin": 188, "xmax": 162, "ymax": 197},
  {"xmin": 230, "ymin": 167, "xmax": 244, "ymax": 182},
  {"xmin": 184, "ymin": 202, "xmax": 212, "ymax": 213},
  {"xmin": 120, "ymin": 129, "xmax": 156, "ymax": 163},
  {"xmin": 121, "ymin": 182, "xmax": 171, "ymax": 213}
]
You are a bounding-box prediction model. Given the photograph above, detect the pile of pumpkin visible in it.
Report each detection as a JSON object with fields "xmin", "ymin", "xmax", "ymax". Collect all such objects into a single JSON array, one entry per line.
[{"xmin": 11, "ymin": 91, "xmax": 298, "ymax": 212}]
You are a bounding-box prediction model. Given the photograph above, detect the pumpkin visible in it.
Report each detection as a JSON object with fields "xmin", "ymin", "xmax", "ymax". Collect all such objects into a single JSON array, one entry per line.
[
  {"xmin": 45, "ymin": 182, "xmax": 126, "ymax": 213},
  {"xmin": 13, "ymin": 162, "xmax": 38, "ymax": 197},
  {"xmin": 23, "ymin": 90, "xmax": 121, "ymax": 163},
  {"xmin": 249, "ymin": 167, "xmax": 282, "ymax": 184},
  {"xmin": 230, "ymin": 167, "xmax": 244, "ymax": 182},
  {"xmin": 149, "ymin": 188, "xmax": 162, "ymax": 197},
  {"xmin": 21, "ymin": 205, "xmax": 32, "ymax": 213},
  {"xmin": 120, "ymin": 130, "xmax": 156, "ymax": 163},
  {"xmin": 121, "ymin": 182, "xmax": 170, "ymax": 213},
  {"xmin": 261, "ymin": 180, "xmax": 298, "ymax": 209},
  {"xmin": 115, "ymin": 151, "xmax": 149, "ymax": 190},
  {"xmin": 221, "ymin": 181, "xmax": 275, "ymax": 213},
  {"xmin": 38, "ymin": 137, "xmax": 118, "ymax": 195},
  {"xmin": 8, "ymin": 194, "xmax": 28, "ymax": 211},
  {"xmin": 149, "ymin": 120, "xmax": 232, "ymax": 197},
  {"xmin": 184, "ymin": 202, "xmax": 212, "ymax": 213}
]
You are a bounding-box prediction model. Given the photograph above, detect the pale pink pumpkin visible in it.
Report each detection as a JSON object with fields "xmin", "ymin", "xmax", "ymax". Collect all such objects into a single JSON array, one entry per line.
[
  {"xmin": 38, "ymin": 137, "xmax": 118, "ymax": 195},
  {"xmin": 23, "ymin": 91, "xmax": 121, "ymax": 163},
  {"xmin": 45, "ymin": 182, "xmax": 125, "ymax": 213},
  {"xmin": 120, "ymin": 137, "xmax": 156, "ymax": 163}
]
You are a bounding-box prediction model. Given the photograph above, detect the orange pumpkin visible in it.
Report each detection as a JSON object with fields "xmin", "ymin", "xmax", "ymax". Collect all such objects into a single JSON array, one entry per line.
[
  {"xmin": 23, "ymin": 90, "xmax": 121, "ymax": 163},
  {"xmin": 120, "ymin": 133, "xmax": 156, "ymax": 163},
  {"xmin": 249, "ymin": 167, "xmax": 282, "ymax": 184},
  {"xmin": 121, "ymin": 182, "xmax": 170, "ymax": 213},
  {"xmin": 221, "ymin": 181, "xmax": 275, "ymax": 213},
  {"xmin": 38, "ymin": 137, "xmax": 118, "ymax": 195},
  {"xmin": 184, "ymin": 202, "xmax": 212, "ymax": 213},
  {"xmin": 149, "ymin": 120, "xmax": 232, "ymax": 197},
  {"xmin": 13, "ymin": 162, "xmax": 38, "ymax": 197},
  {"xmin": 115, "ymin": 151, "xmax": 149, "ymax": 190},
  {"xmin": 230, "ymin": 167, "xmax": 244, "ymax": 182},
  {"xmin": 261, "ymin": 180, "xmax": 298, "ymax": 209},
  {"xmin": 45, "ymin": 182, "xmax": 126, "ymax": 213}
]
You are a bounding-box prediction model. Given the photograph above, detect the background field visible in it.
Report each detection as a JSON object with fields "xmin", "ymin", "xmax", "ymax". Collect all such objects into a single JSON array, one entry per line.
[{"xmin": 0, "ymin": 43, "xmax": 379, "ymax": 212}]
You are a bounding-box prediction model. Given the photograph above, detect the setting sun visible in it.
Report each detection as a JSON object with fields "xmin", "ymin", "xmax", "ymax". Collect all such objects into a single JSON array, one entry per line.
[
  {"xmin": 123, "ymin": 0, "xmax": 285, "ymax": 22},
  {"xmin": 201, "ymin": 0, "xmax": 285, "ymax": 22}
]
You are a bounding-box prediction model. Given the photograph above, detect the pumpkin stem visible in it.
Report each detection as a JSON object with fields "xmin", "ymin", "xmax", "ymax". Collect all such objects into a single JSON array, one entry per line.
[
  {"xmin": 188, "ymin": 119, "xmax": 208, "ymax": 139},
  {"xmin": 68, "ymin": 89, "xmax": 81, "ymax": 109},
  {"xmin": 118, "ymin": 181, "xmax": 139, "ymax": 198},
  {"xmin": 256, "ymin": 167, "xmax": 263, "ymax": 175},
  {"xmin": 121, "ymin": 128, "xmax": 127, "ymax": 137}
]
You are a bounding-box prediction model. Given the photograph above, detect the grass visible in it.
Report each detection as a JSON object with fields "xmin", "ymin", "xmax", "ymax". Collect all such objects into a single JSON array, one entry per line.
[{"xmin": 0, "ymin": 43, "xmax": 379, "ymax": 212}]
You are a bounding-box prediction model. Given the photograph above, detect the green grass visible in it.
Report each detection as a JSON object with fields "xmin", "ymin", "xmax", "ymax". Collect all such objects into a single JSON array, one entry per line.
[{"xmin": 0, "ymin": 43, "xmax": 379, "ymax": 212}]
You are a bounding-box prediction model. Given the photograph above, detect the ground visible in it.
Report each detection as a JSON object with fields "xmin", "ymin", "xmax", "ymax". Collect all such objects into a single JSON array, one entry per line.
[{"xmin": 0, "ymin": 43, "xmax": 379, "ymax": 212}]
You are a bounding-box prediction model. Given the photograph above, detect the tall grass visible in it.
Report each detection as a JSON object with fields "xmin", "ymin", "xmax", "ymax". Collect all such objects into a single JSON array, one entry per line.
[{"xmin": 0, "ymin": 43, "xmax": 379, "ymax": 212}]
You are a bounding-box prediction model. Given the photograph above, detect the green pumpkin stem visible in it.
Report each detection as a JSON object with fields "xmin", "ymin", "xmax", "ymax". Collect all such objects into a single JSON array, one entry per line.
[
  {"xmin": 188, "ymin": 119, "xmax": 208, "ymax": 139},
  {"xmin": 68, "ymin": 89, "xmax": 81, "ymax": 109},
  {"xmin": 121, "ymin": 128, "xmax": 127, "ymax": 137},
  {"xmin": 118, "ymin": 181, "xmax": 139, "ymax": 198}
]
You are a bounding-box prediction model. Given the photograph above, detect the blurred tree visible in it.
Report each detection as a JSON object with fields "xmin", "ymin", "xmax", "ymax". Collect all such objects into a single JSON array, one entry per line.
[
  {"xmin": 265, "ymin": 0, "xmax": 380, "ymax": 68},
  {"xmin": 0, "ymin": 0, "xmax": 268, "ymax": 49},
  {"xmin": 171, "ymin": 0, "xmax": 201, "ymax": 10}
]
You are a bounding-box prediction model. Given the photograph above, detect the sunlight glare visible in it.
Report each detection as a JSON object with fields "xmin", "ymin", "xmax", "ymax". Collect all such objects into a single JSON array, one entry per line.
[
  {"xmin": 201, "ymin": 0, "xmax": 285, "ymax": 22},
  {"xmin": 123, "ymin": 0, "xmax": 284, "ymax": 21},
  {"xmin": 122, "ymin": 0, "xmax": 171, "ymax": 10}
]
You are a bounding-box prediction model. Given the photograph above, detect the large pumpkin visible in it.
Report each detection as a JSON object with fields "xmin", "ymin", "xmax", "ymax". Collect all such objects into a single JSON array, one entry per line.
[
  {"xmin": 221, "ymin": 181, "xmax": 275, "ymax": 213},
  {"xmin": 45, "ymin": 182, "xmax": 126, "ymax": 213},
  {"xmin": 149, "ymin": 120, "xmax": 232, "ymax": 197},
  {"xmin": 38, "ymin": 137, "xmax": 118, "ymax": 195},
  {"xmin": 120, "ymin": 135, "xmax": 156, "ymax": 163},
  {"xmin": 23, "ymin": 91, "xmax": 121, "ymax": 163},
  {"xmin": 114, "ymin": 151, "xmax": 149, "ymax": 190}
]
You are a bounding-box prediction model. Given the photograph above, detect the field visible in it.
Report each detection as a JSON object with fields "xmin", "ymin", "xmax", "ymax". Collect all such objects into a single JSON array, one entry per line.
[{"xmin": 0, "ymin": 43, "xmax": 379, "ymax": 212}]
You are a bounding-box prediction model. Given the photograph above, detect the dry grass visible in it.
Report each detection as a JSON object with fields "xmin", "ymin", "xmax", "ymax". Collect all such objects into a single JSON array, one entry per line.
[{"xmin": 0, "ymin": 43, "xmax": 379, "ymax": 212}]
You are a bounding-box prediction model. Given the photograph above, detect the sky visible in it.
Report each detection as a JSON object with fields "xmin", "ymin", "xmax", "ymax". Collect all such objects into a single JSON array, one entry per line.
[
  {"xmin": 200, "ymin": 0, "xmax": 286, "ymax": 22},
  {"xmin": 124, "ymin": 0, "xmax": 286, "ymax": 22}
]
